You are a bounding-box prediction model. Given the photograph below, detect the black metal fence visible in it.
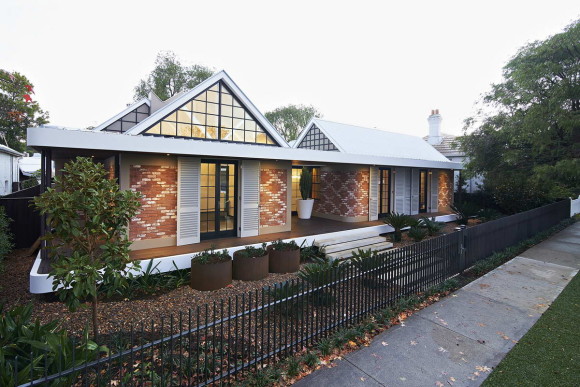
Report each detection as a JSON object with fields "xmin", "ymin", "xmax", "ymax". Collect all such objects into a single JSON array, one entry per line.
[{"xmin": 15, "ymin": 200, "xmax": 571, "ymax": 386}]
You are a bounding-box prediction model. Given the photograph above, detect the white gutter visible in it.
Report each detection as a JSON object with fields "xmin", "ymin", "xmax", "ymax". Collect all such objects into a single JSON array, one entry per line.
[{"xmin": 27, "ymin": 127, "xmax": 462, "ymax": 170}]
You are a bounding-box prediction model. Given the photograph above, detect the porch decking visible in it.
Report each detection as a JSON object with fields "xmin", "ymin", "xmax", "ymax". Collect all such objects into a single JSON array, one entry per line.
[{"xmin": 129, "ymin": 216, "xmax": 383, "ymax": 261}]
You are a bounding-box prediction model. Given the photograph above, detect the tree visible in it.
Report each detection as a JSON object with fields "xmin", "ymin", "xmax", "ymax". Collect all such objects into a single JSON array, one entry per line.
[
  {"xmin": 34, "ymin": 157, "xmax": 142, "ymax": 339},
  {"xmin": 134, "ymin": 51, "xmax": 214, "ymax": 101},
  {"xmin": 0, "ymin": 70, "xmax": 49, "ymax": 152},
  {"xmin": 265, "ymin": 104, "xmax": 322, "ymax": 141},
  {"xmin": 460, "ymin": 20, "xmax": 580, "ymax": 213}
]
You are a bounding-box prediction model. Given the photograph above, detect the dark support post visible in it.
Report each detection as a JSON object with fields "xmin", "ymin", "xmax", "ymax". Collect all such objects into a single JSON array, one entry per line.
[
  {"xmin": 115, "ymin": 153, "xmax": 121, "ymax": 184},
  {"xmin": 40, "ymin": 149, "xmax": 52, "ymax": 260}
]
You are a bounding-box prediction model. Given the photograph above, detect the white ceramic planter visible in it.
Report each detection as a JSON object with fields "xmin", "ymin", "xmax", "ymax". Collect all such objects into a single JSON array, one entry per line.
[{"xmin": 297, "ymin": 199, "xmax": 314, "ymax": 219}]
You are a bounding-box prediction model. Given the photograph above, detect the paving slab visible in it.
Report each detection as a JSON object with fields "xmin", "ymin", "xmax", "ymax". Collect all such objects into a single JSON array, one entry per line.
[
  {"xmin": 462, "ymin": 257, "xmax": 576, "ymax": 313},
  {"xmin": 293, "ymin": 357, "xmax": 383, "ymax": 387},
  {"xmin": 345, "ymin": 315, "xmax": 502, "ymax": 386},
  {"xmin": 419, "ymin": 290, "xmax": 536, "ymax": 353}
]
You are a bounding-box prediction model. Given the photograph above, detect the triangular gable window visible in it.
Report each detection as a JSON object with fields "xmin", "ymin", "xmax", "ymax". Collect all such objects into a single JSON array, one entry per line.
[
  {"xmin": 144, "ymin": 81, "xmax": 278, "ymax": 145},
  {"xmin": 297, "ymin": 124, "xmax": 338, "ymax": 151},
  {"xmin": 102, "ymin": 103, "xmax": 150, "ymax": 132}
]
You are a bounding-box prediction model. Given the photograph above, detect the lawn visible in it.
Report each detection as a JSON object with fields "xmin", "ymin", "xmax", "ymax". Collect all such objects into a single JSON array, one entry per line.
[{"xmin": 483, "ymin": 270, "xmax": 580, "ymax": 386}]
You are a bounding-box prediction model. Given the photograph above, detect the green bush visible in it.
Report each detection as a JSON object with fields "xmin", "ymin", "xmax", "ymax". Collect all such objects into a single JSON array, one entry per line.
[
  {"xmin": 269, "ymin": 239, "xmax": 299, "ymax": 251},
  {"xmin": 300, "ymin": 240, "xmax": 326, "ymax": 262},
  {"xmin": 383, "ymin": 213, "xmax": 413, "ymax": 242},
  {"xmin": 408, "ymin": 226, "xmax": 428, "ymax": 242},
  {"xmin": 418, "ymin": 217, "xmax": 444, "ymax": 236},
  {"xmin": 451, "ymin": 201, "xmax": 480, "ymax": 225},
  {"xmin": 191, "ymin": 247, "xmax": 231, "ymax": 264},
  {"xmin": 0, "ymin": 206, "xmax": 13, "ymax": 266}
]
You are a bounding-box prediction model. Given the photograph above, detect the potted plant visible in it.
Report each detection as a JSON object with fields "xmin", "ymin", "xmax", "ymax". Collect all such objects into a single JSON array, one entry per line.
[
  {"xmin": 297, "ymin": 167, "xmax": 314, "ymax": 219},
  {"xmin": 268, "ymin": 239, "xmax": 300, "ymax": 273},
  {"xmin": 190, "ymin": 247, "xmax": 232, "ymax": 291},
  {"xmin": 232, "ymin": 243, "xmax": 269, "ymax": 281}
]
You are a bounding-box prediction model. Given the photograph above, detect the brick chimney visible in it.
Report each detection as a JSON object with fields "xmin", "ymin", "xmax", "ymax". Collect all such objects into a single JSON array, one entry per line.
[{"xmin": 427, "ymin": 109, "xmax": 442, "ymax": 145}]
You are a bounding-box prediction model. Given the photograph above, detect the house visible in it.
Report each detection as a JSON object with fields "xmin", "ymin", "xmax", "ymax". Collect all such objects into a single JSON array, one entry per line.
[
  {"xmin": 423, "ymin": 110, "xmax": 482, "ymax": 193},
  {"xmin": 0, "ymin": 144, "xmax": 22, "ymax": 195},
  {"xmin": 27, "ymin": 70, "xmax": 461, "ymax": 292}
]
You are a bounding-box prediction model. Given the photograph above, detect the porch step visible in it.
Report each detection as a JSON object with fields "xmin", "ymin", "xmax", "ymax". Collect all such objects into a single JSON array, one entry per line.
[
  {"xmin": 323, "ymin": 236, "xmax": 387, "ymax": 254},
  {"xmin": 314, "ymin": 231, "xmax": 380, "ymax": 247},
  {"xmin": 327, "ymin": 241, "xmax": 394, "ymax": 260}
]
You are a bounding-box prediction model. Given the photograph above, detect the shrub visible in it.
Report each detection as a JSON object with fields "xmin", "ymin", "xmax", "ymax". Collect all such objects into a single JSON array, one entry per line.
[
  {"xmin": 0, "ymin": 206, "xmax": 13, "ymax": 266},
  {"xmin": 451, "ymin": 201, "xmax": 480, "ymax": 225},
  {"xmin": 300, "ymin": 240, "xmax": 325, "ymax": 262},
  {"xmin": 383, "ymin": 213, "xmax": 413, "ymax": 242},
  {"xmin": 299, "ymin": 167, "xmax": 312, "ymax": 200},
  {"xmin": 478, "ymin": 208, "xmax": 503, "ymax": 222},
  {"xmin": 419, "ymin": 217, "xmax": 444, "ymax": 236},
  {"xmin": 235, "ymin": 243, "xmax": 267, "ymax": 259},
  {"xmin": 191, "ymin": 247, "xmax": 231, "ymax": 264},
  {"xmin": 302, "ymin": 351, "xmax": 320, "ymax": 368},
  {"xmin": 269, "ymin": 239, "xmax": 299, "ymax": 251},
  {"xmin": 408, "ymin": 226, "xmax": 428, "ymax": 242}
]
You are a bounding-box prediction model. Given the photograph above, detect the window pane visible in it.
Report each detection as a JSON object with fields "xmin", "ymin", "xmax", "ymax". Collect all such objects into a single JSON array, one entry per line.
[
  {"xmin": 221, "ymin": 105, "xmax": 232, "ymax": 117},
  {"xmin": 245, "ymin": 120, "xmax": 257, "ymax": 131},
  {"xmin": 192, "ymin": 124, "xmax": 205, "ymax": 138},
  {"xmin": 192, "ymin": 112, "xmax": 205, "ymax": 125},
  {"xmin": 207, "ymin": 115, "xmax": 218, "ymax": 127},
  {"xmin": 233, "ymin": 106, "xmax": 244, "ymax": 118},
  {"xmin": 147, "ymin": 123, "xmax": 161, "ymax": 134},
  {"xmin": 207, "ymin": 103, "xmax": 219, "ymax": 115},
  {"xmin": 221, "ymin": 116, "xmax": 232, "ymax": 128},
  {"xmin": 245, "ymin": 131, "xmax": 255, "ymax": 142},
  {"xmin": 233, "ymin": 118, "xmax": 244, "ymax": 129},
  {"xmin": 165, "ymin": 112, "xmax": 177, "ymax": 122},
  {"xmin": 161, "ymin": 121, "xmax": 176, "ymax": 135},
  {"xmin": 192, "ymin": 100, "xmax": 206, "ymax": 112},
  {"xmin": 233, "ymin": 130, "xmax": 244, "ymax": 142},
  {"xmin": 177, "ymin": 122, "xmax": 191, "ymax": 137},
  {"xmin": 207, "ymin": 90, "xmax": 219, "ymax": 103},
  {"xmin": 221, "ymin": 128, "xmax": 232, "ymax": 140},
  {"xmin": 206, "ymin": 126, "xmax": 218, "ymax": 139},
  {"xmin": 256, "ymin": 132, "xmax": 266, "ymax": 144},
  {"xmin": 222, "ymin": 92, "xmax": 233, "ymax": 105},
  {"xmin": 177, "ymin": 109, "xmax": 191, "ymax": 123}
]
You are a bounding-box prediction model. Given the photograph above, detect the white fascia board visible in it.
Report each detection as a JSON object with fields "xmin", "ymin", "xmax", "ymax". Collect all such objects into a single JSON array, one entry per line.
[
  {"xmin": 28, "ymin": 126, "xmax": 463, "ymax": 170},
  {"xmin": 123, "ymin": 71, "xmax": 290, "ymax": 148},
  {"xmin": 0, "ymin": 145, "xmax": 23, "ymax": 157},
  {"xmin": 92, "ymin": 98, "xmax": 151, "ymax": 132}
]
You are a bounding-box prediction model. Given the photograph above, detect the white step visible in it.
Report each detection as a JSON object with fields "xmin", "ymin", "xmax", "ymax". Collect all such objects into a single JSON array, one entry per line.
[
  {"xmin": 314, "ymin": 231, "xmax": 380, "ymax": 247},
  {"xmin": 323, "ymin": 236, "xmax": 388, "ymax": 254},
  {"xmin": 327, "ymin": 242, "xmax": 394, "ymax": 260}
]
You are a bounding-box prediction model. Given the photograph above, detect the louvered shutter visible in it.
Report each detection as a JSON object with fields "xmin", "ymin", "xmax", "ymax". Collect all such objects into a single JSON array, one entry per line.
[
  {"xmin": 430, "ymin": 170, "xmax": 439, "ymax": 213},
  {"xmin": 394, "ymin": 168, "xmax": 406, "ymax": 213},
  {"xmin": 240, "ymin": 160, "xmax": 260, "ymax": 237},
  {"xmin": 411, "ymin": 169, "xmax": 420, "ymax": 215},
  {"xmin": 369, "ymin": 167, "xmax": 379, "ymax": 221},
  {"xmin": 177, "ymin": 157, "xmax": 200, "ymax": 246}
]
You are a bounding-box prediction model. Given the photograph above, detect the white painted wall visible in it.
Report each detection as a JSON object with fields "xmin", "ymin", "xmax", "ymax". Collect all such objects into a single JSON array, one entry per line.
[{"xmin": 0, "ymin": 152, "xmax": 19, "ymax": 195}]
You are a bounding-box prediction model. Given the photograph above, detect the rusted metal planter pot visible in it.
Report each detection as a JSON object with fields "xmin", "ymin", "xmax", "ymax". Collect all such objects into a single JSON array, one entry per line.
[
  {"xmin": 268, "ymin": 246, "xmax": 300, "ymax": 273},
  {"xmin": 232, "ymin": 251, "xmax": 269, "ymax": 281},
  {"xmin": 190, "ymin": 259, "xmax": 232, "ymax": 291}
]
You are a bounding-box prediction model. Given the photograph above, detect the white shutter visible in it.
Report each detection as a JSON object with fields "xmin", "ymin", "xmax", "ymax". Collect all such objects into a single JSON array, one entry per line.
[
  {"xmin": 394, "ymin": 167, "xmax": 406, "ymax": 213},
  {"xmin": 430, "ymin": 170, "xmax": 439, "ymax": 213},
  {"xmin": 411, "ymin": 169, "xmax": 420, "ymax": 215},
  {"xmin": 177, "ymin": 157, "xmax": 200, "ymax": 246},
  {"xmin": 369, "ymin": 167, "xmax": 379, "ymax": 221},
  {"xmin": 240, "ymin": 160, "xmax": 260, "ymax": 237}
]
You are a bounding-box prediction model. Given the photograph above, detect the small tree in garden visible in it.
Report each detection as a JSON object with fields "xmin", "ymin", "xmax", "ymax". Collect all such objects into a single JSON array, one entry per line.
[
  {"xmin": 34, "ymin": 157, "xmax": 142, "ymax": 339},
  {"xmin": 383, "ymin": 213, "xmax": 412, "ymax": 242},
  {"xmin": 299, "ymin": 167, "xmax": 312, "ymax": 200}
]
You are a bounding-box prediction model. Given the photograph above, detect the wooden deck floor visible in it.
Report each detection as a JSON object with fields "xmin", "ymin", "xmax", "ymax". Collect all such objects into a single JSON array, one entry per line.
[{"xmin": 128, "ymin": 216, "xmax": 383, "ymax": 261}]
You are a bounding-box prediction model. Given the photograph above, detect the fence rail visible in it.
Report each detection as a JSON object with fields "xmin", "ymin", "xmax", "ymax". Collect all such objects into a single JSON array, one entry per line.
[{"xmin": 15, "ymin": 199, "xmax": 571, "ymax": 386}]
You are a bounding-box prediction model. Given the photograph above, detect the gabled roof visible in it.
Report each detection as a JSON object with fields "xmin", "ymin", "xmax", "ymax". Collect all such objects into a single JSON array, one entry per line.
[
  {"xmin": 423, "ymin": 133, "xmax": 465, "ymax": 158},
  {"xmin": 92, "ymin": 98, "xmax": 150, "ymax": 132},
  {"xmin": 294, "ymin": 118, "xmax": 451, "ymax": 163},
  {"xmin": 123, "ymin": 71, "xmax": 289, "ymax": 147},
  {"xmin": 0, "ymin": 144, "xmax": 22, "ymax": 157}
]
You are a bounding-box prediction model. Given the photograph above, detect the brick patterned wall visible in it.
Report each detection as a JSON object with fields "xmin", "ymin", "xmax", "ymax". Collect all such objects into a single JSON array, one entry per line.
[
  {"xmin": 260, "ymin": 168, "xmax": 288, "ymax": 228},
  {"xmin": 314, "ymin": 170, "xmax": 369, "ymax": 218},
  {"xmin": 438, "ymin": 170, "xmax": 454, "ymax": 210},
  {"xmin": 130, "ymin": 165, "xmax": 177, "ymax": 241}
]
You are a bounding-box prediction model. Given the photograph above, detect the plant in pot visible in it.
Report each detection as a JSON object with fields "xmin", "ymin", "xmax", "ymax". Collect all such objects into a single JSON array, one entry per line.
[
  {"xmin": 190, "ymin": 247, "xmax": 232, "ymax": 291},
  {"xmin": 297, "ymin": 167, "xmax": 314, "ymax": 219},
  {"xmin": 268, "ymin": 239, "xmax": 300, "ymax": 273},
  {"xmin": 232, "ymin": 243, "xmax": 269, "ymax": 281}
]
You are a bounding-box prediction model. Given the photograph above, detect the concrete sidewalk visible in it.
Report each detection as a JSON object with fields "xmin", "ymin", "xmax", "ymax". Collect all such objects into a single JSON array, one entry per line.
[{"xmin": 295, "ymin": 222, "xmax": 580, "ymax": 387}]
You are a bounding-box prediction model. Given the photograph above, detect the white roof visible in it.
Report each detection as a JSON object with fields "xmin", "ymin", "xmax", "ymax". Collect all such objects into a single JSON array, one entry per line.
[
  {"xmin": 0, "ymin": 144, "xmax": 22, "ymax": 157},
  {"xmin": 18, "ymin": 154, "xmax": 41, "ymax": 176},
  {"xmin": 295, "ymin": 119, "xmax": 451, "ymax": 163}
]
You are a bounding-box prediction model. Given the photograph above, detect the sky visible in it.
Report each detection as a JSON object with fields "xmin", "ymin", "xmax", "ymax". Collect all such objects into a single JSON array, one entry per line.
[{"xmin": 1, "ymin": 0, "xmax": 578, "ymax": 138}]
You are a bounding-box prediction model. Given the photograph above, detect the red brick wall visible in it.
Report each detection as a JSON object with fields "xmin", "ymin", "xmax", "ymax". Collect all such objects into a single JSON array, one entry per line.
[
  {"xmin": 130, "ymin": 165, "xmax": 177, "ymax": 241},
  {"xmin": 314, "ymin": 169, "xmax": 369, "ymax": 218},
  {"xmin": 438, "ymin": 170, "xmax": 454, "ymax": 210},
  {"xmin": 260, "ymin": 168, "xmax": 288, "ymax": 228}
]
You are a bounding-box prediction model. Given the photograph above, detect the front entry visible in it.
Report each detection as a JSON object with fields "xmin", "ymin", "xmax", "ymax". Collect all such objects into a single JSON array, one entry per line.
[
  {"xmin": 200, "ymin": 161, "xmax": 237, "ymax": 239},
  {"xmin": 419, "ymin": 169, "xmax": 428, "ymax": 213},
  {"xmin": 379, "ymin": 168, "xmax": 391, "ymax": 218}
]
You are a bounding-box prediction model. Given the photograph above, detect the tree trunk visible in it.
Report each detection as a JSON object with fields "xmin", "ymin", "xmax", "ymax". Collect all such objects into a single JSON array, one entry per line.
[{"xmin": 92, "ymin": 294, "xmax": 99, "ymax": 340}]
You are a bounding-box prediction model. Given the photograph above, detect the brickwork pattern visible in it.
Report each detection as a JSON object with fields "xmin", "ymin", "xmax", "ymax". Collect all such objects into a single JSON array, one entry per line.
[
  {"xmin": 314, "ymin": 170, "xmax": 369, "ymax": 218},
  {"xmin": 129, "ymin": 165, "xmax": 177, "ymax": 240},
  {"xmin": 260, "ymin": 168, "xmax": 288, "ymax": 228},
  {"xmin": 438, "ymin": 170, "xmax": 454, "ymax": 210}
]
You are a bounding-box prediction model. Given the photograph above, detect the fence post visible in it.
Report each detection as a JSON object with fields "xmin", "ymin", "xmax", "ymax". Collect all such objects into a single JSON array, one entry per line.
[{"xmin": 459, "ymin": 229, "xmax": 467, "ymax": 271}]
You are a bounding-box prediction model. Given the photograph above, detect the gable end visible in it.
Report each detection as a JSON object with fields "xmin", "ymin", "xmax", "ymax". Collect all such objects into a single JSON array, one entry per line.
[{"xmin": 297, "ymin": 124, "xmax": 339, "ymax": 151}]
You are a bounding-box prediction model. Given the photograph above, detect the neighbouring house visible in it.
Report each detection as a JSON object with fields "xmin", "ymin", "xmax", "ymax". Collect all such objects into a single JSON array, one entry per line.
[
  {"xmin": 27, "ymin": 70, "xmax": 461, "ymax": 292},
  {"xmin": 0, "ymin": 144, "xmax": 22, "ymax": 195},
  {"xmin": 423, "ymin": 110, "xmax": 483, "ymax": 193}
]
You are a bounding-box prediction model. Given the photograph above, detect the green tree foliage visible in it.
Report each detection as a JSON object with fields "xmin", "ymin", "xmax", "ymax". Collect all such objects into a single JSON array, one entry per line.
[
  {"xmin": 0, "ymin": 70, "xmax": 49, "ymax": 152},
  {"xmin": 265, "ymin": 104, "xmax": 322, "ymax": 141},
  {"xmin": 134, "ymin": 51, "xmax": 214, "ymax": 101},
  {"xmin": 460, "ymin": 20, "xmax": 580, "ymax": 213},
  {"xmin": 34, "ymin": 157, "xmax": 142, "ymax": 339},
  {"xmin": 0, "ymin": 206, "xmax": 13, "ymax": 266}
]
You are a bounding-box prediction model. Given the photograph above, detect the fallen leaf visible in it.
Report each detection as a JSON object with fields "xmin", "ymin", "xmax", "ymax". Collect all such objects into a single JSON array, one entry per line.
[
  {"xmin": 477, "ymin": 322, "xmax": 486, "ymax": 327},
  {"xmin": 479, "ymin": 283, "xmax": 490, "ymax": 289},
  {"xmin": 436, "ymin": 381, "xmax": 444, "ymax": 387},
  {"xmin": 381, "ymin": 341, "xmax": 388, "ymax": 346},
  {"xmin": 476, "ymin": 365, "xmax": 492, "ymax": 373},
  {"xmin": 450, "ymin": 376, "xmax": 456, "ymax": 382},
  {"xmin": 399, "ymin": 377, "xmax": 407, "ymax": 381},
  {"xmin": 360, "ymin": 377, "xmax": 366, "ymax": 381},
  {"xmin": 410, "ymin": 340, "xmax": 418, "ymax": 346},
  {"xmin": 438, "ymin": 347, "xmax": 448, "ymax": 353}
]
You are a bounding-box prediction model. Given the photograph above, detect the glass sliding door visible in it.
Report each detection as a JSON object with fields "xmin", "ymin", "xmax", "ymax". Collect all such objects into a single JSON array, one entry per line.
[
  {"xmin": 291, "ymin": 166, "xmax": 320, "ymax": 214},
  {"xmin": 419, "ymin": 169, "xmax": 428, "ymax": 213},
  {"xmin": 379, "ymin": 168, "xmax": 391, "ymax": 218},
  {"xmin": 200, "ymin": 160, "xmax": 237, "ymax": 239}
]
